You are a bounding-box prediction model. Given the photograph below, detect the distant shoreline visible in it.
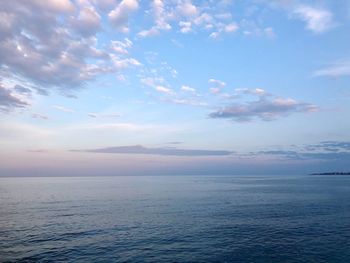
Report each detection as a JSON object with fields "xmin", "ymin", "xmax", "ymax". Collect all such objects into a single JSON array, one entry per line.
[{"xmin": 310, "ymin": 172, "xmax": 350, "ymax": 175}]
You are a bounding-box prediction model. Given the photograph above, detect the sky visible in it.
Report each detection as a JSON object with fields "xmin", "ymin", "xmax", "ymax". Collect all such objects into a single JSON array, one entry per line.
[{"xmin": 0, "ymin": 0, "xmax": 349, "ymax": 176}]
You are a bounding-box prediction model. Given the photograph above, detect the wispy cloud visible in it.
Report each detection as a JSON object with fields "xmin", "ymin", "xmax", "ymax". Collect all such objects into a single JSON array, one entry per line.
[
  {"xmin": 155, "ymin": 85, "xmax": 175, "ymax": 95},
  {"xmin": 72, "ymin": 145, "xmax": 234, "ymax": 156},
  {"xmin": 14, "ymin": 85, "xmax": 32, "ymax": 95},
  {"xmin": 166, "ymin": 98, "xmax": 207, "ymax": 107},
  {"xmin": 313, "ymin": 60, "xmax": 350, "ymax": 78},
  {"xmin": 139, "ymin": 64, "xmax": 176, "ymax": 96},
  {"xmin": 87, "ymin": 113, "xmax": 121, "ymax": 118},
  {"xmin": 110, "ymin": 38, "xmax": 133, "ymax": 55},
  {"xmin": 32, "ymin": 113, "xmax": 49, "ymax": 120},
  {"xmin": 52, "ymin": 105, "xmax": 74, "ymax": 113},
  {"xmin": 252, "ymin": 141, "xmax": 350, "ymax": 162},
  {"xmin": 304, "ymin": 141, "xmax": 350, "ymax": 152},
  {"xmin": 181, "ymin": 85, "xmax": 196, "ymax": 93},
  {"xmin": 256, "ymin": 149, "xmax": 350, "ymax": 162},
  {"xmin": 68, "ymin": 122, "xmax": 171, "ymax": 133}
]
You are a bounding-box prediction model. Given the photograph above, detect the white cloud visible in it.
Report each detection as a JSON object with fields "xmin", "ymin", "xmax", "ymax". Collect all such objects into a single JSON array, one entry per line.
[
  {"xmin": 138, "ymin": 27, "xmax": 161, "ymax": 38},
  {"xmin": 71, "ymin": 6, "xmax": 101, "ymax": 36},
  {"xmin": 209, "ymin": 78, "xmax": 226, "ymax": 93},
  {"xmin": 181, "ymin": 85, "xmax": 196, "ymax": 93},
  {"xmin": 32, "ymin": 0, "xmax": 75, "ymax": 13},
  {"xmin": 111, "ymin": 57, "xmax": 142, "ymax": 70},
  {"xmin": 110, "ymin": 38, "xmax": 133, "ymax": 54},
  {"xmin": 210, "ymin": 22, "xmax": 239, "ymax": 38},
  {"xmin": 152, "ymin": 0, "xmax": 172, "ymax": 29},
  {"xmin": 193, "ymin": 13, "xmax": 214, "ymax": 26},
  {"xmin": 224, "ymin": 22, "xmax": 239, "ymax": 33},
  {"xmin": 209, "ymin": 78, "xmax": 226, "ymax": 87},
  {"xmin": 292, "ymin": 5, "xmax": 334, "ymax": 33},
  {"xmin": 209, "ymin": 32, "xmax": 220, "ymax": 39},
  {"xmin": 108, "ymin": 0, "xmax": 139, "ymax": 33},
  {"xmin": 53, "ymin": 105, "xmax": 74, "ymax": 113},
  {"xmin": 179, "ymin": 21, "xmax": 192, "ymax": 33},
  {"xmin": 140, "ymin": 77, "xmax": 165, "ymax": 88},
  {"xmin": 137, "ymin": 0, "xmax": 172, "ymax": 38},
  {"xmin": 155, "ymin": 85, "xmax": 175, "ymax": 95},
  {"xmin": 177, "ymin": 1, "xmax": 198, "ymax": 17}
]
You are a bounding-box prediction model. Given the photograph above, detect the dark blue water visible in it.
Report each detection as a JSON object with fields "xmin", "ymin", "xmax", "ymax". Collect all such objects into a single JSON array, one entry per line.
[{"xmin": 1, "ymin": 175, "xmax": 350, "ymax": 262}]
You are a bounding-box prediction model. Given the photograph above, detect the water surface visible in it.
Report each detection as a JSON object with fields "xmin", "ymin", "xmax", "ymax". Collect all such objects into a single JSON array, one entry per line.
[{"xmin": 1, "ymin": 175, "xmax": 350, "ymax": 262}]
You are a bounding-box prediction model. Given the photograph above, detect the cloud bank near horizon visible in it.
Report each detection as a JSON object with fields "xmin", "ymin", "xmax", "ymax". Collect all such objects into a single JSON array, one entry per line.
[{"xmin": 72, "ymin": 145, "xmax": 234, "ymax": 156}]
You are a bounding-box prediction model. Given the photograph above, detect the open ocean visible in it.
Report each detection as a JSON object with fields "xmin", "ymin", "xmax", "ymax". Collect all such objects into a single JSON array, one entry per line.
[{"xmin": 1, "ymin": 175, "xmax": 350, "ymax": 262}]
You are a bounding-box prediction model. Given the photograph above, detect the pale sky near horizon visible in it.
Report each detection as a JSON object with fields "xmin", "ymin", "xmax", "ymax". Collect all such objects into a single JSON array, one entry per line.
[{"xmin": 0, "ymin": 0, "xmax": 349, "ymax": 176}]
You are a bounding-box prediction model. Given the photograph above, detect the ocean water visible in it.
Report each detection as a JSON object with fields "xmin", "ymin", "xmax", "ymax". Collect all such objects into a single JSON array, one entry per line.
[{"xmin": 1, "ymin": 175, "xmax": 350, "ymax": 263}]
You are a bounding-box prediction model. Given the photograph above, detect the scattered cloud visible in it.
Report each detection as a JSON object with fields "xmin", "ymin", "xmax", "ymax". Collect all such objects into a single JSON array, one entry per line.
[
  {"xmin": 209, "ymin": 89, "xmax": 318, "ymax": 122},
  {"xmin": 0, "ymin": 0, "xmax": 141, "ymax": 99},
  {"xmin": 138, "ymin": 0, "xmax": 239, "ymax": 38},
  {"xmin": 210, "ymin": 22, "xmax": 239, "ymax": 38},
  {"xmin": 241, "ymin": 20, "xmax": 275, "ymax": 38},
  {"xmin": 179, "ymin": 21, "xmax": 192, "ymax": 33},
  {"xmin": 110, "ymin": 38, "xmax": 133, "ymax": 54},
  {"xmin": 137, "ymin": 0, "xmax": 172, "ymax": 38},
  {"xmin": 256, "ymin": 148, "xmax": 350, "ymax": 162},
  {"xmin": 140, "ymin": 76, "xmax": 174, "ymax": 96},
  {"xmin": 72, "ymin": 145, "xmax": 234, "ymax": 156}
]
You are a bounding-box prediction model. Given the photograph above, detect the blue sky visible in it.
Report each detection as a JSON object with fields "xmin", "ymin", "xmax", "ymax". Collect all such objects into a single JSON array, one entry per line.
[{"xmin": 0, "ymin": 0, "xmax": 349, "ymax": 176}]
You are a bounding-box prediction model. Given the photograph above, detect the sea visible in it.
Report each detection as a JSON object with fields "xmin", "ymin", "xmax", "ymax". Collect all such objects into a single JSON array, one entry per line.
[{"xmin": 1, "ymin": 175, "xmax": 350, "ymax": 262}]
